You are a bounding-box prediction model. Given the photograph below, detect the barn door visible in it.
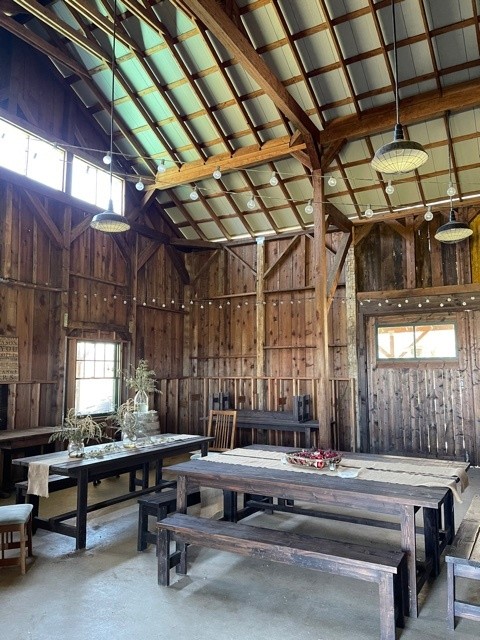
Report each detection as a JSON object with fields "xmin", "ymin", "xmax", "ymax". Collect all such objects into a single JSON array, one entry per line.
[{"xmin": 364, "ymin": 314, "xmax": 477, "ymax": 464}]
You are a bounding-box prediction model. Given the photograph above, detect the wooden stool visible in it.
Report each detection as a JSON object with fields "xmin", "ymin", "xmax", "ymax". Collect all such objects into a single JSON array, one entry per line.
[{"xmin": 0, "ymin": 504, "xmax": 34, "ymax": 574}]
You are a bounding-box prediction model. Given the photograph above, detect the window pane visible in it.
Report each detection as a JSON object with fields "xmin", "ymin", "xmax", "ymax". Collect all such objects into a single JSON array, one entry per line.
[
  {"xmin": 377, "ymin": 327, "xmax": 415, "ymax": 359},
  {"xmin": 414, "ymin": 324, "xmax": 456, "ymax": 358},
  {"xmin": 26, "ymin": 138, "xmax": 65, "ymax": 190},
  {"xmin": 74, "ymin": 340, "xmax": 120, "ymax": 414},
  {"xmin": 377, "ymin": 323, "xmax": 457, "ymax": 360},
  {"xmin": 76, "ymin": 379, "xmax": 116, "ymax": 414}
]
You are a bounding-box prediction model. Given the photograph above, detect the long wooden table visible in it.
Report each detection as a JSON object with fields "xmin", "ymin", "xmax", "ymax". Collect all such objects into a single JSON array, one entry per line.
[
  {"xmin": 167, "ymin": 446, "xmax": 469, "ymax": 618},
  {"xmin": 13, "ymin": 434, "xmax": 212, "ymax": 550},
  {"xmin": 0, "ymin": 426, "xmax": 58, "ymax": 490}
]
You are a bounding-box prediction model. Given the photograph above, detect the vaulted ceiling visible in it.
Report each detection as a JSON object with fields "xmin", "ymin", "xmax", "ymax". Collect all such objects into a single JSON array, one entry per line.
[{"xmin": 1, "ymin": 0, "xmax": 479, "ymax": 243}]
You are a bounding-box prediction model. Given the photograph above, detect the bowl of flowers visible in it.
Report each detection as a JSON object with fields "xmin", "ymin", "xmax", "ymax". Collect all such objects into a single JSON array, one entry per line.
[{"xmin": 285, "ymin": 448, "xmax": 342, "ymax": 470}]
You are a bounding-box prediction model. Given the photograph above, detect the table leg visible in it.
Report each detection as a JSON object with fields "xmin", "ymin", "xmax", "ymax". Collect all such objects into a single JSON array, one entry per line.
[
  {"xmin": 76, "ymin": 470, "xmax": 89, "ymax": 550},
  {"xmin": 175, "ymin": 474, "xmax": 188, "ymax": 574},
  {"xmin": 443, "ymin": 489, "xmax": 455, "ymax": 544},
  {"xmin": 200, "ymin": 441, "xmax": 209, "ymax": 456},
  {"xmin": 400, "ymin": 504, "xmax": 418, "ymax": 618},
  {"xmin": 304, "ymin": 429, "xmax": 311, "ymax": 449},
  {"xmin": 423, "ymin": 506, "xmax": 440, "ymax": 577}
]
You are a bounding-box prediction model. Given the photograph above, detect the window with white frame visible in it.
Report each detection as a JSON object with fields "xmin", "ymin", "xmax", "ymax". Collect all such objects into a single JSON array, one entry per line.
[
  {"xmin": 0, "ymin": 118, "xmax": 65, "ymax": 190},
  {"xmin": 376, "ymin": 322, "xmax": 457, "ymax": 360},
  {"xmin": 75, "ymin": 341, "xmax": 121, "ymax": 415},
  {"xmin": 71, "ymin": 155, "xmax": 124, "ymax": 213}
]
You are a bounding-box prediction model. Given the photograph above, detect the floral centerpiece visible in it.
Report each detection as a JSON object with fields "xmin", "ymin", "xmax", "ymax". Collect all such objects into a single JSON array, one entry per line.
[
  {"xmin": 49, "ymin": 408, "xmax": 105, "ymax": 458},
  {"xmin": 123, "ymin": 359, "xmax": 159, "ymax": 413},
  {"xmin": 113, "ymin": 398, "xmax": 139, "ymax": 448}
]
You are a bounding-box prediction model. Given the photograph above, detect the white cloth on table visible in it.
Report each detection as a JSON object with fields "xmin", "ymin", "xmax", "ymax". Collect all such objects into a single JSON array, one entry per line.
[{"xmin": 27, "ymin": 462, "xmax": 52, "ymax": 498}]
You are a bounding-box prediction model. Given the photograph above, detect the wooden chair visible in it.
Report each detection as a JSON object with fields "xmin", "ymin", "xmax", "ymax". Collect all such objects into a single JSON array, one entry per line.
[
  {"xmin": 0, "ymin": 503, "xmax": 34, "ymax": 574},
  {"xmin": 206, "ymin": 409, "xmax": 237, "ymax": 451}
]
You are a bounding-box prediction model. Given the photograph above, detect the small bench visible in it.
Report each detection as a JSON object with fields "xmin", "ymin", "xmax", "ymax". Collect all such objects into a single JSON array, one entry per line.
[
  {"xmin": 157, "ymin": 513, "xmax": 407, "ymax": 640},
  {"xmin": 446, "ymin": 494, "xmax": 480, "ymax": 629},
  {"xmin": 137, "ymin": 485, "xmax": 200, "ymax": 551},
  {"xmin": 15, "ymin": 474, "xmax": 77, "ymax": 511}
]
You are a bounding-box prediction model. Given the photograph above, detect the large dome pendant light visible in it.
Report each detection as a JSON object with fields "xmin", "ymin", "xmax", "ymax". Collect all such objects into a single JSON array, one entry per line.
[
  {"xmin": 91, "ymin": 0, "xmax": 130, "ymax": 233},
  {"xmin": 434, "ymin": 132, "xmax": 472, "ymax": 244},
  {"xmin": 371, "ymin": 0, "xmax": 428, "ymax": 174}
]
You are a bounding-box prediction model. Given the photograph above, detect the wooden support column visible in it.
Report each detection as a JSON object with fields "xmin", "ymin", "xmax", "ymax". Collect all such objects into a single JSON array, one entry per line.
[
  {"xmin": 312, "ymin": 170, "xmax": 331, "ymax": 446},
  {"xmin": 345, "ymin": 246, "xmax": 359, "ymax": 450},
  {"xmin": 256, "ymin": 237, "xmax": 266, "ymax": 410}
]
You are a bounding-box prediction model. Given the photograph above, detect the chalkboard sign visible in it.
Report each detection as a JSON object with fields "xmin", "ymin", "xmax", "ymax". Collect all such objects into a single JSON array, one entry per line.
[{"xmin": 0, "ymin": 337, "xmax": 19, "ymax": 382}]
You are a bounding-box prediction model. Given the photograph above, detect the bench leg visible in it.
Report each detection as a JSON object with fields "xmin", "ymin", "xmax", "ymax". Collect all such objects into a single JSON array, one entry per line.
[
  {"xmin": 157, "ymin": 529, "xmax": 171, "ymax": 586},
  {"xmin": 137, "ymin": 504, "xmax": 149, "ymax": 552},
  {"xmin": 176, "ymin": 542, "xmax": 188, "ymax": 575},
  {"xmin": 446, "ymin": 563, "xmax": 456, "ymax": 630},
  {"xmin": 378, "ymin": 573, "xmax": 396, "ymax": 640}
]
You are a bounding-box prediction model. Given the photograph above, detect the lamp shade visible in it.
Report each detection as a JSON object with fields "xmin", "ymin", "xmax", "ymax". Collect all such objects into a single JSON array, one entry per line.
[
  {"xmin": 91, "ymin": 200, "xmax": 130, "ymax": 232},
  {"xmin": 372, "ymin": 125, "xmax": 428, "ymax": 174},
  {"xmin": 434, "ymin": 209, "xmax": 472, "ymax": 244}
]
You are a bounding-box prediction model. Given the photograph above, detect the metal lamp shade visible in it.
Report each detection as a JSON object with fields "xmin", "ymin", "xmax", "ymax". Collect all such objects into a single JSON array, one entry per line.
[
  {"xmin": 371, "ymin": 125, "xmax": 428, "ymax": 174},
  {"xmin": 91, "ymin": 200, "xmax": 130, "ymax": 233},
  {"xmin": 434, "ymin": 209, "xmax": 473, "ymax": 244}
]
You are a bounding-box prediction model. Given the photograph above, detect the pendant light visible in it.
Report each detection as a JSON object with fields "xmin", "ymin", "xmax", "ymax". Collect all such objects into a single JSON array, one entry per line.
[
  {"xmin": 371, "ymin": 0, "xmax": 428, "ymax": 174},
  {"xmin": 91, "ymin": 0, "xmax": 130, "ymax": 233},
  {"xmin": 434, "ymin": 136, "xmax": 472, "ymax": 244}
]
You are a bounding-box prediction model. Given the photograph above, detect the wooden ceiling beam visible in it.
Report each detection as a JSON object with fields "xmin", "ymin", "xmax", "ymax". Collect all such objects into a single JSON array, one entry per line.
[
  {"xmin": 320, "ymin": 78, "xmax": 480, "ymax": 145},
  {"xmin": 153, "ymin": 135, "xmax": 307, "ymax": 189}
]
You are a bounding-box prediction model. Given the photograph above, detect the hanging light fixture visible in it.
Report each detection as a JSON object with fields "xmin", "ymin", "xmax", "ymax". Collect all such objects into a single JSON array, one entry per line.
[
  {"xmin": 189, "ymin": 186, "xmax": 199, "ymax": 200},
  {"xmin": 212, "ymin": 166, "xmax": 222, "ymax": 180},
  {"xmin": 434, "ymin": 137, "xmax": 472, "ymax": 243},
  {"xmin": 371, "ymin": 0, "xmax": 428, "ymax": 174},
  {"xmin": 246, "ymin": 194, "xmax": 256, "ymax": 210},
  {"xmin": 157, "ymin": 159, "xmax": 166, "ymax": 173},
  {"xmin": 327, "ymin": 175, "xmax": 337, "ymax": 187},
  {"xmin": 91, "ymin": 0, "xmax": 130, "ymax": 233},
  {"xmin": 304, "ymin": 199, "xmax": 314, "ymax": 214}
]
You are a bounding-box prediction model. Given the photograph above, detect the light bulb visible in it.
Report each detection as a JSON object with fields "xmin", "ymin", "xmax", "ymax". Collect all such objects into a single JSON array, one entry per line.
[
  {"xmin": 304, "ymin": 200, "xmax": 314, "ymax": 215},
  {"xmin": 327, "ymin": 175, "xmax": 337, "ymax": 187},
  {"xmin": 424, "ymin": 207, "xmax": 433, "ymax": 221},
  {"xmin": 446, "ymin": 181, "xmax": 456, "ymax": 197},
  {"xmin": 135, "ymin": 178, "xmax": 144, "ymax": 191},
  {"xmin": 190, "ymin": 187, "xmax": 199, "ymax": 200},
  {"xmin": 103, "ymin": 152, "xmax": 111, "ymax": 165},
  {"xmin": 246, "ymin": 195, "xmax": 256, "ymax": 210},
  {"xmin": 385, "ymin": 180, "xmax": 394, "ymax": 195},
  {"xmin": 157, "ymin": 160, "xmax": 166, "ymax": 173},
  {"xmin": 269, "ymin": 172, "xmax": 279, "ymax": 186},
  {"xmin": 364, "ymin": 206, "xmax": 374, "ymax": 218},
  {"xmin": 213, "ymin": 166, "xmax": 222, "ymax": 180}
]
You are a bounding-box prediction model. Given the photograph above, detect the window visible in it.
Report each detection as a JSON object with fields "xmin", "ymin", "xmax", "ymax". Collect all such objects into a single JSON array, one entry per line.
[
  {"xmin": 75, "ymin": 341, "xmax": 121, "ymax": 415},
  {"xmin": 71, "ymin": 156, "xmax": 124, "ymax": 213},
  {"xmin": 0, "ymin": 118, "xmax": 65, "ymax": 190},
  {"xmin": 0, "ymin": 117, "xmax": 124, "ymax": 212},
  {"xmin": 377, "ymin": 323, "xmax": 457, "ymax": 360}
]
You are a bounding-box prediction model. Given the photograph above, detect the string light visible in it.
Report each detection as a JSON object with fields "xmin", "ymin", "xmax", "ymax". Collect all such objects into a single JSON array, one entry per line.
[
  {"xmin": 446, "ymin": 181, "xmax": 456, "ymax": 197},
  {"xmin": 304, "ymin": 200, "xmax": 314, "ymax": 214},
  {"xmin": 424, "ymin": 206, "xmax": 433, "ymax": 221},
  {"xmin": 385, "ymin": 180, "xmax": 395, "ymax": 195},
  {"xmin": 157, "ymin": 160, "xmax": 166, "ymax": 173},
  {"xmin": 246, "ymin": 194, "xmax": 256, "ymax": 210},
  {"xmin": 102, "ymin": 152, "xmax": 111, "ymax": 165},
  {"xmin": 190, "ymin": 186, "xmax": 199, "ymax": 201},
  {"xmin": 135, "ymin": 178, "xmax": 144, "ymax": 191},
  {"xmin": 327, "ymin": 175, "xmax": 337, "ymax": 187},
  {"xmin": 269, "ymin": 172, "xmax": 279, "ymax": 186},
  {"xmin": 364, "ymin": 205, "xmax": 374, "ymax": 218},
  {"xmin": 212, "ymin": 167, "xmax": 222, "ymax": 180}
]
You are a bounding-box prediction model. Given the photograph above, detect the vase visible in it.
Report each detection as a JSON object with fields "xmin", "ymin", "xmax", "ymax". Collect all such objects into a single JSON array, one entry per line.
[
  {"xmin": 134, "ymin": 389, "xmax": 148, "ymax": 413},
  {"xmin": 122, "ymin": 412, "xmax": 137, "ymax": 449},
  {"xmin": 68, "ymin": 439, "xmax": 85, "ymax": 458}
]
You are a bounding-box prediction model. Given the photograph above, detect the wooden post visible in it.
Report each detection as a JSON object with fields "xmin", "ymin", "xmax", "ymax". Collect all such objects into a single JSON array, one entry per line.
[
  {"xmin": 345, "ymin": 246, "xmax": 359, "ymax": 450},
  {"xmin": 256, "ymin": 237, "xmax": 266, "ymax": 409},
  {"xmin": 312, "ymin": 170, "xmax": 331, "ymax": 446}
]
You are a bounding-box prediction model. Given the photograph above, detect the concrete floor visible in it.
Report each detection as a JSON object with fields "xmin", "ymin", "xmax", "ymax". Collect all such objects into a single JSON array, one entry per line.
[{"xmin": 1, "ymin": 465, "xmax": 479, "ymax": 640}]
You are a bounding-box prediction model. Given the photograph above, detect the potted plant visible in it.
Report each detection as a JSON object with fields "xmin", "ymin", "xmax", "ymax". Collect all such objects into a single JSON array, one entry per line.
[
  {"xmin": 123, "ymin": 359, "xmax": 159, "ymax": 413},
  {"xmin": 49, "ymin": 408, "xmax": 105, "ymax": 458}
]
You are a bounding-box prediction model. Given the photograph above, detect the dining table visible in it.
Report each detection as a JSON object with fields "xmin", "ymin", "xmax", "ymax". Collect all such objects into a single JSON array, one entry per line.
[
  {"xmin": 166, "ymin": 445, "xmax": 470, "ymax": 618},
  {"xmin": 13, "ymin": 433, "xmax": 212, "ymax": 550}
]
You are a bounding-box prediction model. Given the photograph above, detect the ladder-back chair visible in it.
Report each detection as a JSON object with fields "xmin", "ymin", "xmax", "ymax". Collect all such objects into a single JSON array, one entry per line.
[{"xmin": 207, "ymin": 410, "xmax": 237, "ymax": 451}]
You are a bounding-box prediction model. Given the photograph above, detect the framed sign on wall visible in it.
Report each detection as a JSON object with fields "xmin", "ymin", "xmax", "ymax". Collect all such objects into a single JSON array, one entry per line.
[{"xmin": 0, "ymin": 337, "xmax": 19, "ymax": 382}]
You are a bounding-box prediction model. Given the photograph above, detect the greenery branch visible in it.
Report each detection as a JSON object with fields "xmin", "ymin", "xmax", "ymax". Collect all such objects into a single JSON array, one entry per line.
[
  {"xmin": 123, "ymin": 358, "xmax": 160, "ymax": 394},
  {"xmin": 49, "ymin": 408, "xmax": 105, "ymax": 444}
]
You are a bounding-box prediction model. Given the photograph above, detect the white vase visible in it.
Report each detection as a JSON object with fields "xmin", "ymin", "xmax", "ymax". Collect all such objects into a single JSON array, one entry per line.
[
  {"xmin": 68, "ymin": 439, "xmax": 85, "ymax": 458},
  {"xmin": 134, "ymin": 389, "xmax": 148, "ymax": 413}
]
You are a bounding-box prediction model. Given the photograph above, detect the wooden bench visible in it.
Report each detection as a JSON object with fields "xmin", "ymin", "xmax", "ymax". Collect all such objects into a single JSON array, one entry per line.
[
  {"xmin": 157, "ymin": 513, "xmax": 407, "ymax": 640},
  {"xmin": 137, "ymin": 485, "xmax": 200, "ymax": 551},
  {"xmin": 446, "ymin": 494, "xmax": 480, "ymax": 629}
]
